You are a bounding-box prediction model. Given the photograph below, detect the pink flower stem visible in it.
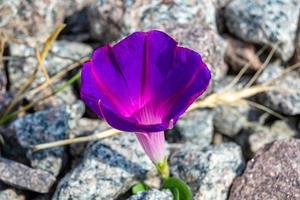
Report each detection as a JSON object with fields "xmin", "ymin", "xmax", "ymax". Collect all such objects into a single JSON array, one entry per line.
[{"xmin": 135, "ymin": 131, "xmax": 170, "ymax": 178}]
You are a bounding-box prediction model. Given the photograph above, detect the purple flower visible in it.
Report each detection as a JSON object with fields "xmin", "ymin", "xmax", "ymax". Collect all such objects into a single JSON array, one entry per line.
[{"xmin": 80, "ymin": 30, "xmax": 211, "ymax": 176}]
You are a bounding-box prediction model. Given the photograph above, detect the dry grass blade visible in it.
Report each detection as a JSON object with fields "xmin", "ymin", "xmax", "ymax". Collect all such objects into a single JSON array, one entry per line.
[
  {"xmin": 0, "ymin": 70, "xmax": 81, "ymax": 125},
  {"xmin": 33, "ymin": 128, "xmax": 122, "ymax": 151},
  {"xmin": 245, "ymin": 44, "xmax": 277, "ymax": 88},
  {"xmin": 225, "ymin": 44, "xmax": 268, "ymax": 91},
  {"xmin": 263, "ymin": 62, "xmax": 300, "ymax": 86},
  {"xmin": 245, "ymin": 100, "xmax": 285, "ymax": 120},
  {"xmin": 1, "ymin": 24, "xmax": 66, "ymax": 118},
  {"xmin": 35, "ymin": 48, "xmax": 53, "ymax": 90},
  {"xmin": 26, "ymin": 56, "xmax": 89, "ymax": 99}
]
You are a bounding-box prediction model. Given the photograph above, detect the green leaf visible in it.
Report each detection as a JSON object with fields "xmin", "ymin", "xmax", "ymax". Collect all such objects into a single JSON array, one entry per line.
[
  {"xmin": 131, "ymin": 182, "xmax": 150, "ymax": 194},
  {"xmin": 170, "ymin": 187, "xmax": 180, "ymax": 200},
  {"xmin": 162, "ymin": 177, "xmax": 192, "ymax": 200}
]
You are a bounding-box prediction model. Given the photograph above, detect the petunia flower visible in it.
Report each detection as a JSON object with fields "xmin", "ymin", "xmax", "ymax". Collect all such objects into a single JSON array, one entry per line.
[{"xmin": 80, "ymin": 30, "xmax": 211, "ymax": 178}]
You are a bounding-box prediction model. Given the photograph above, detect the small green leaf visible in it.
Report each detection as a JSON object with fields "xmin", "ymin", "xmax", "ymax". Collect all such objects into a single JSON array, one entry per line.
[
  {"xmin": 131, "ymin": 182, "xmax": 150, "ymax": 194},
  {"xmin": 162, "ymin": 177, "xmax": 192, "ymax": 200},
  {"xmin": 170, "ymin": 187, "xmax": 180, "ymax": 200}
]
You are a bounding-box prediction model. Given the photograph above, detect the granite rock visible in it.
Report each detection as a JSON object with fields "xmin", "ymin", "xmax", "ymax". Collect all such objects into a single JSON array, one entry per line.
[
  {"xmin": 69, "ymin": 118, "xmax": 110, "ymax": 163},
  {"xmin": 213, "ymin": 104, "xmax": 250, "ymax": 137},
  {"xmin": 53, "ymin": 133, "xmax": 154, "ymax": 200},
  {"xmin": 176, "ymin": 109, "xmax": 213, "ymax": 147},
  {"xmin": 11, "ymin": 101, "xmax": 84, "ymax": 176},
  {"xmin": 0, "ymin": 157, "xmax": 56, "ymax": 193},
  {"xmin": 0, "ymin": 0, "xmax": 65, "ymax": 43},
  {"xmin": 8, "ymin": 41, "xmax": 92, "ymax": 93},
  {"xmin": 125, "ymin": 0, "xmax": 217, "ymax": 32},
  {"xmin": 170, "ymin": 143, "xmax": 244, "ymax": 200},
  {"xmin": 229, "ymin": 139, "xmax": 300, "ymax": 200},
  {"xmin": 88, "ymin": 0, "xmax": 218, "ymax": 41},
  {"xmin": 249, "ymin": 120, "xmax": 297, "ymax": 153},
  {"xmin": 0, "ymin": 187, "xmax": 25, "ymax": 200},
  {"xmin": 225, "ymin": 0, "xmax": 300, "ymax": 61},
  {"xmin": 0, "ymin": 62, "xmax": 6, "ymax": 96},
  {"xmin": 212, "ymin": 76, "xmax": 252, "ymax": 136},
  {"xmin": 257, "ymin": 61, "xmax": 300, "ymax": 115},
  {"xmin": 127, "ymin": 189, "xmax": 173, "ymax": 200},
  {"xmin": 0, "ymin": 92, "xmax": 13, "ymax": 114}
]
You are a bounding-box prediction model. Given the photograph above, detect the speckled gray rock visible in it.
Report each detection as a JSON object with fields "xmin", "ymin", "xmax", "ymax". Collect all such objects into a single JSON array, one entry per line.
[
  {"xmin": 11, "ymin": 101, "xmax": 85, "ymax": 176},
  {"xmin": 170, "ymin": 143, "xmax": 244, "ymax": 200},
  {"xmin": 0, "ymin": 92, "xmax": 13, "ymax": 114},
  {"xmin": 176, "ymin": 109, "xmax": 213, "ymax": 147},
  {"xmin": 249, "ymin": 120, "xmax": 297, "ymax": 153},
  {"xmin": 0, "ymin": 62, "xmax": 6, "ymax": 96},
  {"xmin": 127, "ymin": 189, "xmax": 173, "ymax": 200},
  {"xmin": 8, "ymin": 41, "xmax": 92, "ymax": 93},
  {"xmin": 124, "ymin": 0, "xmax": 217, "ymax": 32},
  {"xmin": 53, "ymin": 133, "xmax": 154, "ymax": 200},
  {"xmin": 213, "ymin": 104, "xmax": 250, "ymax": 137},
  {"xmin": 257, "ymin": 61, "xmax": 300, "ymax": 115},
  {"xmin": 0, "ymin": 189, "xmax": 25, "ymax": 200},
  {"xmin": 88, "ymin": 0, "xmax": 218, "ymax": 41},
  {"xmin": 69, "ymin": 118, "xmax": 110, "ymax": 164},
  {"xmin": 229, "ymin": 139, "xmax": 300, "ymax": 200},
  {"xmin": 212, "ymin": 76, "xmax": 251, "ymax": 136},
  {"xmin": 0, "ymin": 0, "xmax": 65, "ymax": 43},
  {"xmin": 225, "ymin": 0, "xmax": 300, "ymax": 61},
  {"xmin": 63, "ymin": 0, "xmax": 94, "ymax": 16},
  {"xmin": 0, "ymin": 157, "xmax": 56, "ymax": 193}
]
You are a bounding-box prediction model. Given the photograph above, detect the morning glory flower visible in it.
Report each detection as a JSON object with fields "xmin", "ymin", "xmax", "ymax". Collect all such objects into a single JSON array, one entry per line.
[{"xmin": 80, "ymin": 30, "xmax": 211, "ymax": 178}]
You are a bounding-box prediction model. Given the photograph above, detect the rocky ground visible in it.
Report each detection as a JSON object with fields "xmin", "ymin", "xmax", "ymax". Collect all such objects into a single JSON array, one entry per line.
[{"xmin": 0, "ymin": 0, "xmax": 300, "ymax": 200}]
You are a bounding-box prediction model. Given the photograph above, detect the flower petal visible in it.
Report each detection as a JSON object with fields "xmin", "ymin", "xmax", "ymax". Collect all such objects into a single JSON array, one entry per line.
[
  {"xmin": 80, "ymin": 61, "xmax": 103, "ymax": 118},
  {"xmin": 91, "ymin": 44, "xmax": 133, "ymax": 116},
  {"xmin": 98, "ymin": 100, "xmax": 170, "ymax": 132},
  {"xmin": 156, "ymin": 47, "xmax": 211, "ymax": 123},
  {"xmin": 112, "ymin": 30, "xmax": 178, "ymax": 109}
]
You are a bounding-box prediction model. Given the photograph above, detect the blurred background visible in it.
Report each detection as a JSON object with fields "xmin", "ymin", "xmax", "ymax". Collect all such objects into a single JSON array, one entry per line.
[{"xmin": 0, "ymin": 0, "xmax": 299, "ymax": 200}]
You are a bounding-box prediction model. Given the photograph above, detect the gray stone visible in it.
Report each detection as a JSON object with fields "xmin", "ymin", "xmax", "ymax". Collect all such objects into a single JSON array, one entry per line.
[
  {"xmin": 229, "ymin": 139, "xmax": 300, "ymax": 200},
  {"xmin": 170, "ymin": 143, "xmax": 244, "ymax": 200},
  {"xmin": 53, "ymin": 133, "xmax": 154, "ymax": 200},
  {"xmin": 176, "ymin": 109, "xmax": 213, "ymax": 147},
  {"xmin": 69, "ymin": 118, "xmax": 110, "ymax": 163},
  {"xmin": 212, "ymin": 76, "xmax": 251, "ymax": 136},
  {"xmin": 213, "ymin": 0, "xmax": 233, "ymax": 8},
  {"xmin": 63, "ymin": 0, "xmax": 94, "ymax": 17},
  {"xmin": 257, "ymin": 61, "xmax": 300, "ymax": 115},
  {"xmin": 249, "ymin": 120, "xmax": 297, "ymax": 153},
  {"xmin": 0, "ymin": 0, "xmax": 65, "ymax": 43},
  {"xmin": 87, "ymin": 0, "xmax": 126, "ymax": 41},
  {"xmin": 124, "ymin": 0, "xmax": 217, "ymax": 32},
  {"xmin": 225, "ymin": 0, "xmax": 300, "ymax": 61},
  {"xmin": 0, "ymin": 188, "xmax": 25, "ymax": 200},
  {"xmin": 213, "ymin": 104, "xmax": 250, "ymax": 137},
  {"xmin": 127, "ymin": 189, "xmax": 173, "ymax": 200},
  {"xmin": 11, "ymin": 101, "xmax": 84, "ymax": 176},
  {"xmin": 88, "ymin": 0, "xmax": 218, "ymax": 40},
  {"xmin": 8, "ymin": 40, "xmax": 92, "ymax": 93},
  {"xmin": 0, "ymin": 157, "xmax": 56, "ymax": 193},
  {"xmin": 0, "ymin": 92, "xmax": 13, "ymax": 114},
  {"xmin": 0, "ymin": 62, "xmax": 6, "ymax": 96}
]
